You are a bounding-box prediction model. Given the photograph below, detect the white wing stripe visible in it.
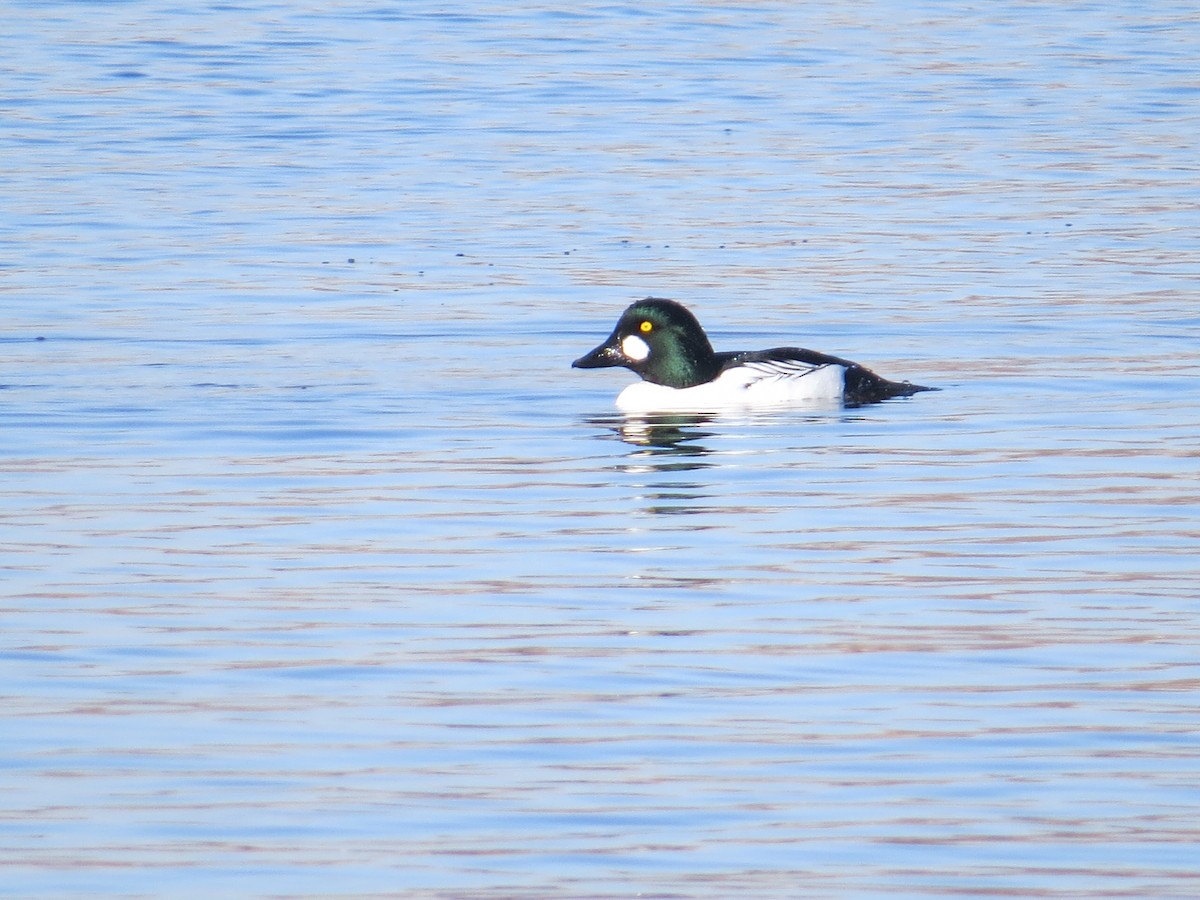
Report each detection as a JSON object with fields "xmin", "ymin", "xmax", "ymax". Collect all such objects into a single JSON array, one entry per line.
[{"xmin": 738, "ymin": 359, "xmax": 831, "ymax": 383}]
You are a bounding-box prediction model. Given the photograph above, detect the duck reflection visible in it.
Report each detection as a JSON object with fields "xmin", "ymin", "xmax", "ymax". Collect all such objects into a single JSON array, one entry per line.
[
  {"xmin": 586, "ymin": 413, "xmax": 717, "ymax": 457},
  {"xmin": 581, "ymin": 414, "xmax": 719, "ymax": 515},
  {"xmin": 578, "ymin": 408, "xmax": 854, "ymax": 513},
  {"xmin": 581, "ymin": 408, "xmax": 854, "ymax": 516}
]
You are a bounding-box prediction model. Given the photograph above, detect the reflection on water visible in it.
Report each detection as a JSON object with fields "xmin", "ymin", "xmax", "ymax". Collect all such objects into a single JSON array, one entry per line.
[
  {"xmin": 589, "ymin": 403, "xmax": 855, "ymax": 450},
  {"xmin": 589, "ymin": 412, "xmax": 719, "ymax": 453},
  {"xmin": 4, "ymin": 0, "xmax": 1200, "ymax": 897}
]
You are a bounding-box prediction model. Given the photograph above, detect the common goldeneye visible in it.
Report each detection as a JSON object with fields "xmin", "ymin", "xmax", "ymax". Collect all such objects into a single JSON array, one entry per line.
[{"xmin": 572, "ymin": 297, "xmax": 936, "ymax": 412}]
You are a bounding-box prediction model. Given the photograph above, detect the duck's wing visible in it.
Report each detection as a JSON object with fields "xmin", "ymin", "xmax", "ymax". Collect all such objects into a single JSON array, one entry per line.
[
  {"xmin": 716, "ymin": 347, "xmax": 852, "ymax": 382},
  {"xmin": 717, "ymin": 348, "xmax": 936, "ymax": 404}
]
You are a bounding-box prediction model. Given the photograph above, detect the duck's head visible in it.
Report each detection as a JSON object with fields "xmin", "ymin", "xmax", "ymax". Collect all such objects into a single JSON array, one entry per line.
[{"xmin": 572, "ymin": 297, "xmax": 719, "ymax": 389}]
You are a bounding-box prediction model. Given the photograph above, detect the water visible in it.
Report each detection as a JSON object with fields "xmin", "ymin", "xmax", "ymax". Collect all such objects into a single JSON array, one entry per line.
[{"xmin": 3, "ymin": 1, "xmax": 1199, "ymax": 897}]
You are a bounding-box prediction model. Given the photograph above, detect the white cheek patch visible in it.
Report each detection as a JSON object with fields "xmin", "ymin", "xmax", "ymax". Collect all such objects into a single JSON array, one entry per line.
[{"xmin": 621, "ymin": 334, "xmax": 651, "ymax": 362}]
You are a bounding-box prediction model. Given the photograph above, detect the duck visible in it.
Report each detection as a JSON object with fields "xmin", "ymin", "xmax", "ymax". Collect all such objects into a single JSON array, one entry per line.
[{"xmin": 572, "ymin": 297, "xmax": 936, "ymax": 413}]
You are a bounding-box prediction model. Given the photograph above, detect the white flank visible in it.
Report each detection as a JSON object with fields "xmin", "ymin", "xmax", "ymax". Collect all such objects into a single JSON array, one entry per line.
[{"xmin": 616, "ymin": 362, "xmax": 846, "ymax": 413}]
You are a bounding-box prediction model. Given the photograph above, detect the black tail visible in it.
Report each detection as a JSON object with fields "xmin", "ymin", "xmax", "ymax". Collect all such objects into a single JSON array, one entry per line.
[{"xmin": 845, "ymin": 367, "xmax": 938, "ymax": 406}]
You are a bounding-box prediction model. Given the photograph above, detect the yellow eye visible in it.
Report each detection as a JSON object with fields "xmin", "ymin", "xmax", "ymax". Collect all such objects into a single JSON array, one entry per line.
[{"xmin": 639, "ymin": 320, "xmax": 653, "ymax": 333}]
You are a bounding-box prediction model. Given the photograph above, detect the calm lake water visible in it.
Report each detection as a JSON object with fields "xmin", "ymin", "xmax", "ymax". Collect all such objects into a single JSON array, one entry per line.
[{"xmin": 3, "ymin": 1, "xmax": 1199, "ymax": 897}]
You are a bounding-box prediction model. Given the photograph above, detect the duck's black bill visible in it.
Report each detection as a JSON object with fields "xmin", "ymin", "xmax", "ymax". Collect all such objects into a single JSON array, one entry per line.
[{"xmin": 572, "ymin": 341, "xmax": 623, "ymax": 369}]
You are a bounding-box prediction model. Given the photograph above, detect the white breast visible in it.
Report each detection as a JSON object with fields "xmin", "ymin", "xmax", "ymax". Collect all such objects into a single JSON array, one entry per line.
[{"xmin": 616, "ymin": 362, "xmax": 846, "ymax": 413}]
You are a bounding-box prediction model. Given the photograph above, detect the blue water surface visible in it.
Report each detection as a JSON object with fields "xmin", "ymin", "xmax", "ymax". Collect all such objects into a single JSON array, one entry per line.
[{"xmin": 2, "ymin": 1, "xmax": 1199, "ymax": 898}]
